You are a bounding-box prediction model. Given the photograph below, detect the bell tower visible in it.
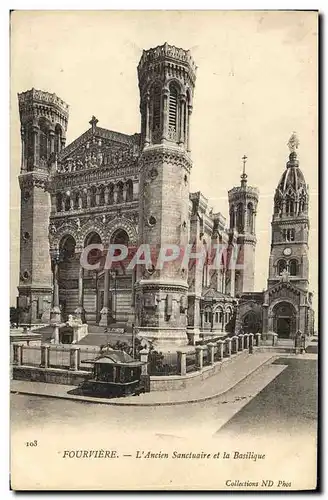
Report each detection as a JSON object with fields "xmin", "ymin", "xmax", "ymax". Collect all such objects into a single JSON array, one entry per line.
[
  {"xmin": 268, "ymin": 133, "xmax": 310, "ymax": 290},
  {"xmin": 17, "ymin": 88, "xmax": 69, "ymax": 324},
  {"xmin": 135, "ymin": 43, "xmax": 196, "ymax": 346},
  {"xmin": 228, "ymin": 155, "xmax": 259, "ymax": 295}
]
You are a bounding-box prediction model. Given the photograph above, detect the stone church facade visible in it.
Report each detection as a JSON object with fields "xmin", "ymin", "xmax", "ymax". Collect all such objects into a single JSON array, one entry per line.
[{"xmin": 16, "ymin": 43, "xmax": 314, "ymax": 345}]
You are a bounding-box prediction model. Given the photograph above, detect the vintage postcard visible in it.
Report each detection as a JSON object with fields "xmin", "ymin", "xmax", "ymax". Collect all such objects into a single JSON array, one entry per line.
[{"xmin": 10, "ymin": 10, "xmax": 318, "ymax": 491}]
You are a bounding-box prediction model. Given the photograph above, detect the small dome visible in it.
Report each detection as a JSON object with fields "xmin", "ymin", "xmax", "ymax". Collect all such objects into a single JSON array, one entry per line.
[{"xmin": 276, "ymin": 153, "xmax": 306, "ymax": 193}]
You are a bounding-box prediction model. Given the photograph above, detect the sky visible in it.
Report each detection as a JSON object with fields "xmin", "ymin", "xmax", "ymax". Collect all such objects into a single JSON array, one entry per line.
[{"xmin": 10, "ymin": 10, "xmax": 318, "ymax": 320}]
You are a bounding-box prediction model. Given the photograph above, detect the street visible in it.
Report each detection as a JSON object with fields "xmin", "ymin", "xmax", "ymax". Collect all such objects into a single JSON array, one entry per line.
[{"xmin": 11, "ymin": 355, "xmax": 317, "ymax": 440}]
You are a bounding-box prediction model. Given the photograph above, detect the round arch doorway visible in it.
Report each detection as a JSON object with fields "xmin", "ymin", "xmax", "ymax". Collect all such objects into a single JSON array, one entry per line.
[
  {"xmin": 272, "ymin": 301, "xmax": 297, "ymax": 339},
  {"xmin": 242, "ymin": 311, "xmax": 261, "ymax": 334}
]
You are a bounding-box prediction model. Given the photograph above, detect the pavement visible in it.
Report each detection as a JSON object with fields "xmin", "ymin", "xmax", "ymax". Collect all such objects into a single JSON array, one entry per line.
[{"xmin": 11, "ymin": 352, "xmax": 277, "ymax": 407}]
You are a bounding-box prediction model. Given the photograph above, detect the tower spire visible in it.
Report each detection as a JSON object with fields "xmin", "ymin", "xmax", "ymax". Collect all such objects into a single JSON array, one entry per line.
[{"xmin": 241, "ymin": 154, "xmax": 248, "ymax": 187}]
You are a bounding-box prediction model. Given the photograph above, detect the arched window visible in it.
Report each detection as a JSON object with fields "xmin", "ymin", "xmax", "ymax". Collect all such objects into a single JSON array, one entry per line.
[
  {"xmin": 64, "ymin": 195, "xmax": 71, "ymax": 212},
  {"xmin": 168, "ymin": 83, "xmax": 179, "ymax": 140},
  {"xmin": 39, "ymin": 118, "xmax": 50, "ymax": 161},
  {"xmin": 151, "ymin": 84, "xmax": 161, "ymax": 143},
  {"xmin": 108, "ymin": 184, "xmax": 114, "ymax": 205},
  {"xmin": 56, "ymin": 193, "xmax": 62, "ymax": 212},
  {"xmin": 90, "ymin": 186, "xmax": 97, "ymax": 207},
  {"xmin": 59, "ymin": 235, "xmax": 76, "ymax": 262},
  {"xmin": 117, "ymin": 182, "xmax": 124, "ymax": 204},
  {"xmin": 237, "ymin": 203, "xmax": 244, "ymax": 232},
  {"xmin": 277, "ymin": 259, "xmax": 287, "ymax": 275},
  {"xmin": 73, "ymin": 192, "xmax": 79, "ymax": 210},
  {"xmin": 215, "ymin": 312, "xmax": 219, "ymax": 323},
  {"xmin": 283, "ymin": 228, "xmax": 295, "ymax": 242},
  {"xmin": 98, "ymin": 186, "xmax": 105, "ymax": 205},
  {"xmin": 299, "ymin": 192, "xmax": 307, "ymax": 214},
  {"xmin": 230, "ymin": 206, "xmax": 235, "ymax": 228},
  {"xmin": 84, "ymin": 232, "xmax": 103, "ymax": 268},
  {"xmin": 126, "ymin": 180, "xmax": 133, "ymax": 202},
  {"xmin": 54, "ymin": 124, "xmax": 62, "ymax": 154},
  {"xmin": 247, "ymin": 202, "xmax": 253, "ymax": 233},
  {"xmin": 82, "ymin": 189, "xmax": 87, "ymax": 209},
  {"xmin": 286, "ymin": 195, "xmax": 294, "ymax": 215},
  {"xmin": 289, "ymin": 259, "xmax": 298, "ymax": 276}
]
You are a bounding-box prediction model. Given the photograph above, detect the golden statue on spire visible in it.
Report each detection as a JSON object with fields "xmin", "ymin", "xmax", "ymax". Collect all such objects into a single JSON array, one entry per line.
[{"xmin": 287, "ymin": 132, "xmax": 300, "ymax": 153}]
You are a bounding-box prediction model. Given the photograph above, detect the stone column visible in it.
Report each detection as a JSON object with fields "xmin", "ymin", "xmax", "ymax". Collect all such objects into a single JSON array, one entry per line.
[
  {"xmin": 177, "ymin": 350, "xmax": 187, "ymax": 376},
  {"xmin": 13, "ymin": 343, "xmax": 23, "ymax": 366},
  {"xmin": 123, "ymin": 184, "xmax": 128, "ymax": 202},
  {"xmin": 139, "ymin": 348, "xmax": 149, "ymax": 376},
  {"xmin": 195, "ymin": 345, "xmax": 204, "ymax": 370},
  {"xmin": 50, "ymin": 257, "xmax": 61, "ymax": 323},
  {"xmin": 113, "ymin": 185, "xmax": 118, "ymax": 204},
  {"xmin": 60, "ymin": 137, "xmax": 66, "ymax": 152},
  {"xmin": 75, "ymin": 262, "xmax": 85, "ymax": 323},
  {"xmin": 52, "ymin": 325, "xmax": 60, "ymax": 344},
  {"xmin": 20, "ymin": 127, "xmax": 26, "ymax": 171},
  {"xmin": 161, "ymin": 87, "xmax": 169, "ymax": 142},
  {"xmin": 133, "ymin": 181, "xmax": 139, "ymax": 201},
  {"xmin": 86, "ymin": 191, "xmax": 91, "ymax": 207},
  {"xmin": 187, "ymin": 105, "xmax": 192, "ymax": 152},
  {"xmin": 208, "ymin": 342, "xmax": 215, "ymax": 365},
  {"xmin": 255, "ymin": 332, "xmax": 261, "ymax": 347},
  {"xmin": 99, "ymin": 270, "xmax": 110, "ymax": 327},
  {"xmin": 231, "ymin": 336, "xmax": 238, "ymax": 354},
  {"xmin": 178, "ymin": 94, "xmax": 186, "ymax": 145},
  {"xmin": 49, "ymin": 128, "xmax": 55, "ymax": 154},
  {"xmin": 104, "ymin": 186, "xmax": 109, "ymax": 204},
  {"xmin": 249, "ymin": 333, "xmax": 254, "ymax": 354},
  {"xmin": 272, "ymin": 333, "xmax": 278, "ymax": 346},
  {"xmin": 225, "ymin": 338, "xmax": 232, "ymax": 357},
  {"xmin": 69, "ymin": 346, "xmax": 80, "ymax": 371},
  {"xmin": 262, "ymin": 303, "xmax": 269, "ymax": 336},
  {"xmin": 32, "ymin": 124, "xmax": 39, "ymax": 167},
  {"xmin": 144, "ymin": 93, "xmax": 150, "ymax": 146},
  {"xmin": 40, "ymin": 345, "xmax": 50, "ymax": 368},
  {"xmin": 217, "ymin": 340, "xmax": 224, "ymax": 361},
  {"xmin": 95, "ymin": 189, "xmax": 100, "ymax": 206}
]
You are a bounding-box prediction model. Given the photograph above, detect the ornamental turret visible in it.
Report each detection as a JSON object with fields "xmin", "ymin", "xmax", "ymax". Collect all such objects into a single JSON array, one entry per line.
[
  {"xmin": 268, "ymin": 133, "xmax": 310, "ymax": 290},
  {"xmin": 17, "ymin": 89, "xmax": 69, "ymax": 325},
  {"xmin": 228, "ymin": 155, "xmax": 259, "ymax": 295}
]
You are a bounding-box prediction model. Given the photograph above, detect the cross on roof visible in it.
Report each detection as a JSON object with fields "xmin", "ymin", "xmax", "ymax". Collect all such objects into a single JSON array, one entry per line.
[
  {"xmin": 240, "ymin": 154, "xmax": 248, "ymax": 186},
  {"xmin": 242, "ymin": 154, "xmax": 248, "ymax": 175},
  {"xmin": 89, "ymin": 115, "xmax": 99, "ymax": 133}
]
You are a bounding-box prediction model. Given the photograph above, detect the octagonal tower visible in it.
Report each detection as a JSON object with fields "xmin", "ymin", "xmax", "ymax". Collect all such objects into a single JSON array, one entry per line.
[
  {"xmin": 135, "ymin": 43, "xmax": 197, "ymax": 347},
  {"xmin": 17, "ymin": 88, "xmax": 69, "ymax": 324}
]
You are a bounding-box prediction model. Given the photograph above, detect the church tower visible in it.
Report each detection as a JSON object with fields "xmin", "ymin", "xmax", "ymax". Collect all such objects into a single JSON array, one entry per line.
[
  {"xmin": 267, "ymin": 133, "xmax": 309, "ymax": 290},
  {"xmin": 135, "ymin": 43, "xmax": 196, "ymax": 346},
  {"xmin": 17, "ymin": 89, "xmax": 69, "ymax": 324},
  {"xmin": 228, "ymin": 156, "xmax": 259, "ymax": 295}
]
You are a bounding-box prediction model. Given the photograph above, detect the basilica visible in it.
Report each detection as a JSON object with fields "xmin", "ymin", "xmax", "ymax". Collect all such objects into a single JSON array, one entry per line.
[{"xmin": 16, "ymin": 42, "xmax": 315, "ymax": 346}]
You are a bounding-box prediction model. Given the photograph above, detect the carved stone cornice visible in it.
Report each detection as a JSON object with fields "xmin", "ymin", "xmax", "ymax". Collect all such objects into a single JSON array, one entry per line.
[
  {"xmin": 139, "ymin": 145, "xmax": 193, "ymax": 173},
  {"xmin": 228, "ymin": 185, "xmax": 259, "ymax": 203},
  {"xmin": 51, "ymin": 164, "xmax": 139, "ymax": 189},
  {"xmin": 19, "ymin": 171, "xmax": 49, "ymax": 191}
]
